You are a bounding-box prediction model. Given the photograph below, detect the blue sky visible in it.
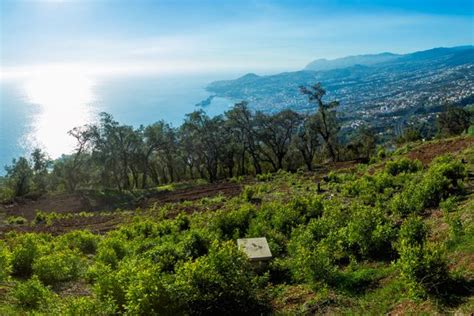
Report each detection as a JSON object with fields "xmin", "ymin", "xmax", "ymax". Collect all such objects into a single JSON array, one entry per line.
[{"xmin": 1, "ymin": 0, "xmax": 473, "ymax": 76}]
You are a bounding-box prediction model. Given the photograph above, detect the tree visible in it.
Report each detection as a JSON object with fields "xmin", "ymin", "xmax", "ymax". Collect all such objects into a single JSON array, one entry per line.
[
  {"xmin": 30, "ymin": 148, "xmax": 51, "ymax": 193},
  {"xmin": 346, "ymin": 125, "xmax": 377, "ymax": 161},
  {"xmin": 5, "ymin": 157, "xmax": 33, "ymax": 197},
  {"xmin": 91, "ymin": 113, "xmax": 142, "ymax": 190},
  {"xmin": 157, "ymin": 126, "xmax": 179, "ymax": 183},
  {"xmin": 181, "ymin": 110, "xmax": 225, "ymax": 182},
  {"xmin": 178, "ymin": 125, "xmax": 200, "ymax": 179},
  {"xmin": 293, "ymin": 114, "xmax": 321, "ymax": 171},
  {"xmin": 55, "ymin": 126, "xmax": 96, "ymax": 192},
  {"xmin": 141, "ymin": 121, "xmax": 170, "ymax": 188},
  {"xmin": 220, "ymin": 122, "xmax": 240, "ymax": 178},
  {"xmin": 396, "ymin": 126, "xmax": 423, "ymax": 145},
  {"xmin": 256, "ymin": 110, "xmax": 301, "ymax": 171},
  {"xmin": 437, "ymin": 105, "xmax": 471, "ymax": 136},
  {"xmin": 225, "ymin": 102, "xmax": 262, "ymax": 174},
  {"xmin": 300, "ymin": 83, "xmax": 340, "ymax": 161}
]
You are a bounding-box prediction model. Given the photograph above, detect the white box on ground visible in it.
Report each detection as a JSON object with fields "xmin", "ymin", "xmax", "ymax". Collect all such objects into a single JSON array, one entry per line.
[{"xmin": 237, "ymin": 237, "xmax": 272, "ymax": 261}]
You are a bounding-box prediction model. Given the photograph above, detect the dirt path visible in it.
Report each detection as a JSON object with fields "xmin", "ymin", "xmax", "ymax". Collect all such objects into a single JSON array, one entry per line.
[
  {"xmin": 0, "ymin": 182, "xmax": 243, "ymax": 236},
  {"xmin": 0, "ymin": 193, "xmax": 90, "ymax": 221},
  {"xmin": 145, "ymin": 182, "xmax": 242, "ymax": 205}
]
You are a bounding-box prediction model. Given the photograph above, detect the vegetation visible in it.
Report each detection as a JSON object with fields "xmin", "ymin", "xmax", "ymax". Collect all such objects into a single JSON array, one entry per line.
[
  {"xmin": 0, "ymin": 84, "xmax": 372, "ymax": 200},
  {"xmin": 0, "ymin": 141, "xmax": 473, "ymax": 314},
  {"xmin": 1, "ymin": 86, "xmax": 471, "ymax": 203},
  {"xmin": 0, "ymin": 84, "xmax": 473, "ymax": 314}
]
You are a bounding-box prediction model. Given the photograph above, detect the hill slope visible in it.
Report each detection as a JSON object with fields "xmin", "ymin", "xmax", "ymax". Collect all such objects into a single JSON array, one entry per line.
[{"xmin": 1, "ymin": 136, "xmax": 473, "ymax": 314}]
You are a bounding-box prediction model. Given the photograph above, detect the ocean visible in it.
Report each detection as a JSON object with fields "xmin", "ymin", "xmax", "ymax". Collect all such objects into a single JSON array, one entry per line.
[{"xmin": 0, "ymin": 73, "xmax": 237, "ymax": 174}]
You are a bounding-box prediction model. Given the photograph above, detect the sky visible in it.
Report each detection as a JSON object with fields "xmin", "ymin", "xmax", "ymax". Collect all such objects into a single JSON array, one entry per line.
[{"xmin": 0, "ymin": 0, "xmax": 473, "ymax": 78}]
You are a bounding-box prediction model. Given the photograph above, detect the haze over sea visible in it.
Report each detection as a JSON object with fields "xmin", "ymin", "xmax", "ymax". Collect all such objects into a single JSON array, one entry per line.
[{"xmin": 0, "ymin": 72, "xmax": 236, "ymax": 173}]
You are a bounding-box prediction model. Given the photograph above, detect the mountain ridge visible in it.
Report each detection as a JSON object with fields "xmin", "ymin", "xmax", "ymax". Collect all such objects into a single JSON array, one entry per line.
[
  {"xmin": 304, "ymin": 45, "xmax": 474, "ymax": 71},
  {"xmin": 304, "ymin": 52, "xmax": 400, "ymax": 71}
]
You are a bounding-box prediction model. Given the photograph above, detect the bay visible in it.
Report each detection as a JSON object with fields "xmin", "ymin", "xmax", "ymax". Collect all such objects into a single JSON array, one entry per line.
[{"xmin": 0, "ymin": 73, "xmax": 237, "ymax": 174}]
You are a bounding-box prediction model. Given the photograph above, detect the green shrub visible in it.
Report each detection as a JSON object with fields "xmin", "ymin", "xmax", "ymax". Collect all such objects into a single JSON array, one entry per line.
[
  {"xmin": 290, "ymin": 238, "xmax": 338, "ymax": 286},
  {"xmin": 385, "ymin": 158, "xmax": 422, "ymax": 176},
  {"xmin": 63, "ymin": 296, "xmax": 117, "ymax": 316},
  {"xmin": 428, "ymin": 155, "xmax": 466, "ymax": 194},
  {"xmin": 32, "ymin": 249, "xmax": 82, "ymax": 285},
  {"xmin": 341, "ymin": 173, "xmax": 398, "ymax": 206},
  {"xmin": 119, "ymin": 219, "xmax": 163, "ymax": 240},
  {"xmin": 326, "ymin": 171, "xmax": 341, "ymax": 183},
  {"xmin": 345, "ymin": 205, "xmax": 396, "ymax": 259},
  {"xmin": 397, "ymin": 216, "xmax": 427, "ymax": 249},
  {"xmin": 10, "ymin": 233, "xmax": 46, "ymax": 277},
  {"xmin": 287, "ymin": 213, "xmax": 348, "ymax": 285},
  {"xmin": 397, "ymin": 242, "xmax": 449, "ymax": 298},
  {"xmin": 173, "ymin": 242, "xmax": 269, "ymax": 314},
  {"xmin": 229, "ymin": 175, "xmax": 244, "ymax": 183},
  {"xmin": 441, "ymin": 202, "xmax": 464, "ymax": 246},
  {"xmin": 377, "ymin": 147, "xmax": 387, "ymax": 159},
  {"xmin": 271, "ymin": 204, "xmax": 303, "ymax": 236},
  {"xmin": 143, "ymin": 240, "xmax": 185, "ymax": 272},
  {"xmin": 440, "ymin": 196, "xmax": 457, "ymax": 213},
  {"xmin": 93, "ymin": 259, "xmax": 141, "ymax": 311},
  {"xmin": 241, "ymin": 185, "xmax": 256, "ymax": 202},
  {"xmin": 268, "ymin": 257, "xmax": 292, "ymax": 283},
  {"xmin": 58, "ymin": 230, "xmax": 100, "ymax": 254},
  {"xmin": 174, "ymin": 213, "xmax": 191, "ymax": 231},
  {"xmin": 96, "ymin": 236, "xmax": 128, "ymax": 268},
  {"xmin": 85, "ymin": 261, "xmax": 110, "ymax": 283},
  {"xmin": 468, "ymin": 125, "xmax": 474, "ymax": 136},
  {"xmin": 390, "ymin": 156, "xmax": 466, "ymax": 216},
  {"xmin": 124, "ymin": 268, "xmax": 181, "ymax": 315},
  {"xmin": 256, "ymin": 172, "xmax": 273, "ymax": 182},
  {"xmin": 6, "ymin": 216, "xmax": 28, "ymax": 225},
  {"xmin": 89, "ymin": 261, "xmax": 133, "ymax": 310},
  {"xmin": 396, "ymin": 216, "xmax": 449, "ymax": 298},
  {"xmin": 334, "ymin": 266, "xmax": 386, "ymax": 294},
  {"xmin": 0, "ymin": 241, "xmax": 12, "ymax": 281},
  {"xmin": 212, "ymin": 206, "xmax": 255, "ymax": 239},
  {"xmin": 247, "ymin": 219, "xmax": 286, "ymax": 256},
  {"xmin": 13, "ymin": 276, "xmax": 53, "ymax": 310},
  {"xmin": 33, "ymin": 211, "xmax": 58, "ymax": 226},
  {"xmin": 389, "ymin": 183, "xmax": 424, "ymax": 216},
  {"xmin": 0, "ymin": 185, "xmax": 15, "ymax": 202},
  {"xmin": 446, "ymin": 214, "xmax": 464, "ymax": 244},
  {"xmin": 287, "ymin": 196, "xmax": 324, "ymax": 223},
  {"xmin": 179, "ymin": 229, "xmax": 212, "ymax": 259}
]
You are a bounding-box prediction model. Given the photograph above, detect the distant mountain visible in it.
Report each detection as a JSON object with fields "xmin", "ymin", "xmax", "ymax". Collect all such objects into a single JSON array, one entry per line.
[
  {"xmin": 305, "ymin": 52, "xmax": 400, "ymax": 71},
  {"xmin": 206, "ymin": 46, "xmax": 474, "ymax": 137}
]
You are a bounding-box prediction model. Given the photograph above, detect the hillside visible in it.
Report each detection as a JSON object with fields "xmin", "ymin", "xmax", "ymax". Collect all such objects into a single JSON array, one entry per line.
[
  {"xmin": 207, "ymin": 46, "xmax": 474, "ymax": 137},
  {"xmin": 1, "ymin": 136, "xmax": 473, "ymax": 314}
]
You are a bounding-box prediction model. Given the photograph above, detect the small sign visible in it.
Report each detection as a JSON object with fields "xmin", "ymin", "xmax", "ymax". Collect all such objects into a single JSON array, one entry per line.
[{"xmin": 237, "ymin": 237, "xmax": 272, "ymax": 261}]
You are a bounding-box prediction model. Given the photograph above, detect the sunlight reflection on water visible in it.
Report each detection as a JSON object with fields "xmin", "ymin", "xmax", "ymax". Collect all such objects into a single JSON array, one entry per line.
[{"xmin": 23, "ymin": 70, "xmax": 96, "ymax": 157}]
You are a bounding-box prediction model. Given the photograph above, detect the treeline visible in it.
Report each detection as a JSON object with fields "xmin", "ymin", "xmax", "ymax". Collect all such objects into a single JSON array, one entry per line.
[
  {"xmin": 1, "ymin": 84, "xmax": 360, "ymax": 195},
  {"xmin": 1, "ymin": 84, "xmax": 472, "ymax": 198}
]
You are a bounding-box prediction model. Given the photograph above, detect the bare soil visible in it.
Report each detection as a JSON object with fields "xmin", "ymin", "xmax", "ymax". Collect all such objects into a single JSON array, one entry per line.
[
  {"xmin": 145, "ymin": 181, "xmax": 242, "ymax": 205},
  {"xmin": 406, "ymin": 137, "xmax": 474, "ymax": 165}
]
